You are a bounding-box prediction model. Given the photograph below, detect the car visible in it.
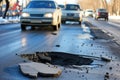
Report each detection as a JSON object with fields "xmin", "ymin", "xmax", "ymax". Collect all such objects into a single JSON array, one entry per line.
[
  {"xmin": 20, "ymin": 0, "xmax": 61, "ymax": 31},
  {"xmin": 84, "ymin": 9, "xmax": 94, "ymax": 17},
  {"xmin": 61, "ymin": 4, "xmax": 82, "ymax": 25},
  {"xmin": 95, "ymin": 8, "xmax": 108, "ymax": 20}
]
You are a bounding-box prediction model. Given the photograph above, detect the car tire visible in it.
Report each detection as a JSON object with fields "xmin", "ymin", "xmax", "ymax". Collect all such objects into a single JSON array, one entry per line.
[
  {"xmin": 58, "ymin": 23, "xmax": 61, "ymax": 28},
  {"xmin": 79, "ymin": 21, "xmax": 81, "ymax": 25},
  {"xmin": 105, "ymin": 18, "xmax": 108, "ymax": 21},
  {"xmin": 21, "ymin": 24, "xmax": 26, "ymax": 31},
  {"xmin": 53, "ymin": 24, "xmax": 59, "ymax": 31}
]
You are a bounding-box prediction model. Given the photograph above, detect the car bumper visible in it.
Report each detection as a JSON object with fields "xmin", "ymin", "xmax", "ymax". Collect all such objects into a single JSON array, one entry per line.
[
  {"xmin": 62, "ymin": 16, "xmax": 80, "ymax": 21},
  {"xmin": 20, "ymin": 17, "xmax": 53, "ymax": 26},
  {"xmin": 97, "ymin": 15, "xmax": 108, "ymax": 18}
]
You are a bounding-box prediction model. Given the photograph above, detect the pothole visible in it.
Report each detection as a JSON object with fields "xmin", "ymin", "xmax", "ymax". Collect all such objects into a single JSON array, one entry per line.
[{"xmin": 20, "ymin": 52, "xmax": 93, "ymax": 66}]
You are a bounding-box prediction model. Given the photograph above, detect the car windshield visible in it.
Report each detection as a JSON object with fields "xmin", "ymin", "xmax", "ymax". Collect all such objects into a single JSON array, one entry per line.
[
  {"xmin": 86, "ymin": 10, "xmax": 93, "ymax": 12},
  {"xmin": 65, "ymin": 4, "xmax": 80, "ymax": 10},
  {"xmin": 26, "ymin": 1, "xmax": 56, "ymax": 9},
  {"xmin": 98, "ymin": 9, "xmax": 107, "ymax": 12}
]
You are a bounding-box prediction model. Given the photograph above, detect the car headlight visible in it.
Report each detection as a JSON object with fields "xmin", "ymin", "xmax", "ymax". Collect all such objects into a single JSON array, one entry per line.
[
  {"xmin": 21, "ymin": 13, "xmax": 30, "ymax": 17},
  {"xmin": 44, "ymin": 13, "xmax": 53, "ymax": 18}
]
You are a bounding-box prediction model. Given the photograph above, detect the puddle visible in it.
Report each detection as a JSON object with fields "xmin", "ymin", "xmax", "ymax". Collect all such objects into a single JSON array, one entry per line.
[{"xmin": 20, "ymin": 52, "xmax": 93, "ymax": 66}]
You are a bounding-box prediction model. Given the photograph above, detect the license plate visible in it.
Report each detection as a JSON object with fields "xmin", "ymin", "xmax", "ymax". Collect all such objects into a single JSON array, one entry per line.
[
  {"xmin": 31, "ymin": 20, "xmax": 42, "ymax": 23},
  {"xmin": 68, "ymin": 17, "xmax": 73, "ymax": 19}
]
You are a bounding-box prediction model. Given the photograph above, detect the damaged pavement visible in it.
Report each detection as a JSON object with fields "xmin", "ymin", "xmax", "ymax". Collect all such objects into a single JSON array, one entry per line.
[
  {"xmin": 18, "ymin": 22, "xmax": 120, "ymax": 80},
  {"xmin": 0, "ymin": 21, "xmax": 120, "ymax": 80}
]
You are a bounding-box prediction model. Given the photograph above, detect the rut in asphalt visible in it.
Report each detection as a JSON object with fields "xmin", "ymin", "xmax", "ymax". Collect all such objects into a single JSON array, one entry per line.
[{"xmin": 83, "ymin": 21, "xmax": 113, "ymax": 40}]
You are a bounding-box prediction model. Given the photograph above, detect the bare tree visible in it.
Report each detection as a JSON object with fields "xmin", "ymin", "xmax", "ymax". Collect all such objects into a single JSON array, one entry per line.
[
  {"xmin": 78, "ymin": 0, "xmax": 101, "ymax": 10},
  {"xmin": 78, "ymin": 0, "xmax": 120, "ymax": 15}
]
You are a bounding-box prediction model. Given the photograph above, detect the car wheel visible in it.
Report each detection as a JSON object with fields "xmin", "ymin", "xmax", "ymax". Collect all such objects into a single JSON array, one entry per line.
[
  {"xmin": 21, "ymin": 24, "xmax": 26, "ymax": 31},
  {"xmin": 105, "ymin": 18, "xmax": 108, "ymax": 21},
  {"xmin": 79, "ymin": 21, "xmax": 81, "ymax": 25},
  {"xmin": 58, "ymin": 23, "xmax": 61, "ymax": 28},
  {"xmin": 53, "ymin": 24, "xmax": 59, "ymax": 31}
]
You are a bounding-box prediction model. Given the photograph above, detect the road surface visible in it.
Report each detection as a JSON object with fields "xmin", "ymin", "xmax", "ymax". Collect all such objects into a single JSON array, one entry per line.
[{"xmin": 0, "ymin": 20, "xmax": 120, "ymax": 80}]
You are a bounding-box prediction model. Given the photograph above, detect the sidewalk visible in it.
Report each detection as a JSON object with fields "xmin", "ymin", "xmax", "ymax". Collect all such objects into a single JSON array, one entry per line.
[
  {"xmin": 109, "ymin": 15, "xmax": 120, "ymax": 20},
  {"xmin": 109, "ymin": 16, "xmax": 120, "ymax": 25}
]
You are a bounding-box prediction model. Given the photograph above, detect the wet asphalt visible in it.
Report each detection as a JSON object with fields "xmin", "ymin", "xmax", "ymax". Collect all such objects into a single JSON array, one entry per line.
[{"xmin": 0, "ymin": 19, "xmax": 120, "ymax": 80}]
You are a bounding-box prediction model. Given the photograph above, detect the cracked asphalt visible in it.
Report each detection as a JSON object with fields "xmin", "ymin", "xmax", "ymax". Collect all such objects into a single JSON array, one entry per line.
[{"xmin": 0, "ymin": 18, "xmax": 120, "ymax": 80}]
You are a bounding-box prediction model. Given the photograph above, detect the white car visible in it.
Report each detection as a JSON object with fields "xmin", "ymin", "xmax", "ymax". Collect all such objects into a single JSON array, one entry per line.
[
  {"xmin": 85, "ymin": 9, "xmax": 94, "ymax": 17},
  {"xmin": 61, "ymin": 4, "xmax": 82, "ymax": 25},
  {"xmin": 20, "ymin": 0, "xmax": 61, "ymax": 31}
]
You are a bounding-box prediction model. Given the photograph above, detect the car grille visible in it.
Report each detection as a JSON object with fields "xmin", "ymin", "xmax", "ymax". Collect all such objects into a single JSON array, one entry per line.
[
  {"xmin": 67, "ymin": 13, "xmax": 74, "ymax": 16},
  {"xmin": 30, "ymin": 14, "xmax": 44, "ymax": 17}
]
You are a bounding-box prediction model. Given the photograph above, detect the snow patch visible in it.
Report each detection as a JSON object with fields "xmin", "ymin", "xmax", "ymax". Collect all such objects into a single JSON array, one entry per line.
[
  {"xmin": 109, "ymin": 16, "xmax": 120, "ymax": 20},
  {"xmin": 0, "ymin": 17, "xmax": 20, "ymax": 24},
  {"xmin": 81, "ymin": 24, "xmax": 91, "ymax": 33}
]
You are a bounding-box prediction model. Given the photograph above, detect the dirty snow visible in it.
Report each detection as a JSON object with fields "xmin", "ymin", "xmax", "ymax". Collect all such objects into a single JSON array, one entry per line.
[{"xmin": 0, "ymin": 17, "xmax": 20, "ymax": 24}]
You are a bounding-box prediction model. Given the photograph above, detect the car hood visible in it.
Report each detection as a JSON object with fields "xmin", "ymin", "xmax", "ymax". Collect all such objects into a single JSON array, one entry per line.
[{"xmin": 22, "ymin": 8, "xmax": 56, "ymax": 14}]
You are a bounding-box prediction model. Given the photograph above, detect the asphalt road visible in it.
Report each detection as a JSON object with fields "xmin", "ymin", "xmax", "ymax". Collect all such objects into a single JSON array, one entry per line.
[{"xmin": 0, "ymin": 20, "xmax": 120, "ymax": 80}]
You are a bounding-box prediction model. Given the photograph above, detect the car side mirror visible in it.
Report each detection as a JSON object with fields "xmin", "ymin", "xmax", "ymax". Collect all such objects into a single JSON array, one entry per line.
[{"xmin": 80, "ymin": 9, "xmax": 83, "ymax": 11}]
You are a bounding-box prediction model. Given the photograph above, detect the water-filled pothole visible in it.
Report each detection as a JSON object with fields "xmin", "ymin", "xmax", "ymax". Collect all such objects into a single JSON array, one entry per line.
[{"xmin": 20, "ymin": 52, "xmax": 93, "ymax": 66}]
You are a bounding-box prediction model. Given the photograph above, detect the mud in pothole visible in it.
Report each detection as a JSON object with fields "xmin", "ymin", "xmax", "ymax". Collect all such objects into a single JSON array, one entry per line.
[{"xmin": 20, "ymin": 52, "xmax": 93, "ymax": 66}]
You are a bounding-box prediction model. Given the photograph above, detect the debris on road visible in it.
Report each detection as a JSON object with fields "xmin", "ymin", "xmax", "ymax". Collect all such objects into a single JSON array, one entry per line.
[
  {"xmin": 56, "ymin": 45, "xmax": 60, "ymax": 47},
  {"xmin": 101, "ymin": 57, "xmax": 111, "ymax": 62},
  {"xmin": 36, "ymin": 52, "xmax": 51, "ymax": 63},
  {"xmin": 104, "ymin": 72, "xmax": 110, "ymax": 80},
  {"xmin": 19, "ymin": 62, "xmax": 62, "ymax": 78}
]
